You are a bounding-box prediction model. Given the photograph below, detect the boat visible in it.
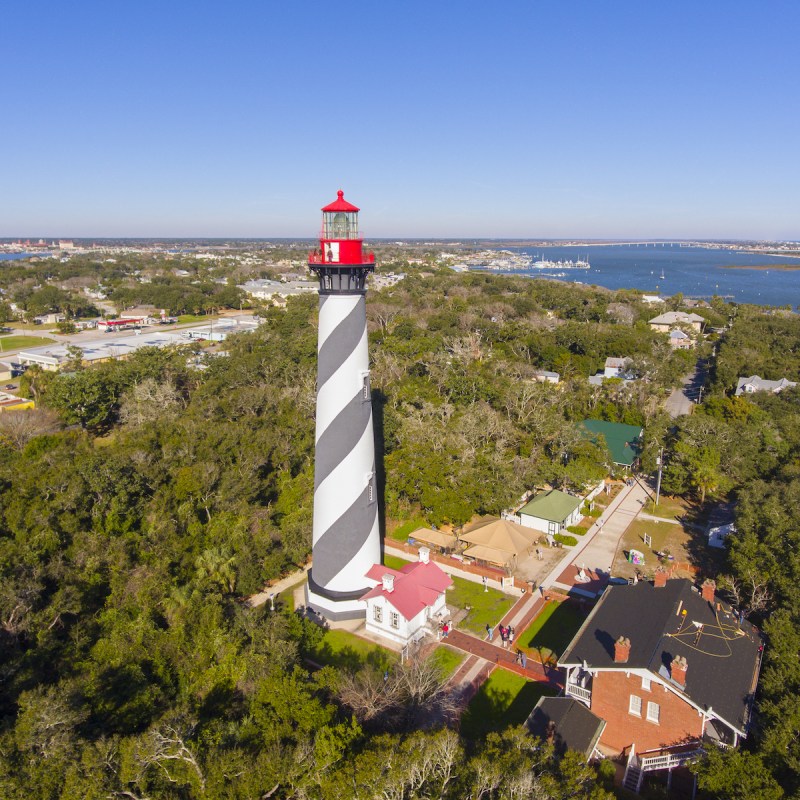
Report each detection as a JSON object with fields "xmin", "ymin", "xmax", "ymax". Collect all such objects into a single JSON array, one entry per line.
[
  {"xmin": 659, "ymin": 269, "xmax": 666, "ymax": 280},
  {"xmin": 531, "ymin": 258, "xmax": 591, "ymax": 270}
]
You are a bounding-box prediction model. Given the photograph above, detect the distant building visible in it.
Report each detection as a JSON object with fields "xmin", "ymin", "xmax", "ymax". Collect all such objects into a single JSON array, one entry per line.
[
  {"xmin": 533, "ymin": 369, "xmax": 560, "ymax": 384},
  {"xmin": 708, "ymin": 522, "xmax": 736, "ymax": 549},
  {"xmin": 603, "ymin": 357, "xmax": 633, "ymax": 379},
  {"xmin": 0, "ymin": 391, "xmax": 35, "ymax": 412},
  {"xmin": 239, "ymin": 278, "xmax": 317, "ymax": 301},
  {"xmin": 648, "ymin": 311, "xmax": 705, "ymax": 333},
  {"xmin": 668, "ymin": 329, "xmax": 693, "ymax": 349},
  {"xmin": 735, "ymin": 375, "xmax": 797, "ymax": 396},
  {"xmin": 641, "ymin": 294, "xmax": 664, "ymax": 305}
]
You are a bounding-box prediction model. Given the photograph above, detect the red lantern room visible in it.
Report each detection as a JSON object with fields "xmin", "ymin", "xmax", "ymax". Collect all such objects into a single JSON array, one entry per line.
[{"xmin": 309, "ymin": 190, "xmax": 375, "ymax": 295}]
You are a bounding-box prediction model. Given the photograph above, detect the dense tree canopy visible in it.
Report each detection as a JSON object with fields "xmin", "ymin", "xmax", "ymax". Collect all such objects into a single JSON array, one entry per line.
[{"xmin": 4, "ymin": 266, "xmax": 797, "ymax": 797}]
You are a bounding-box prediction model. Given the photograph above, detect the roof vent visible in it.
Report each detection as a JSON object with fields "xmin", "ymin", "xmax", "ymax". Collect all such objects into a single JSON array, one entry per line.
[
  {"xmin": 419, "ymin": 546, "xmax": 430, "ymax": 564},
  {"xmin": 701, "ymin": 578, "xmax": 716, "ymax": 603},
  {"xmin": 382, "ymin": 574, "xmax": 395, "ymax": 593},
  {"xmin": 614, "ymin": 636, "xmax": 631, "ymax": 663}
]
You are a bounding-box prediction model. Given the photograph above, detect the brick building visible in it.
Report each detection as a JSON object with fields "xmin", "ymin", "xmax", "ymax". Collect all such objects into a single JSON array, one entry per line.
[{"xmin": 558, "ymin": 574, "xmax": 763, "ymax": 792}]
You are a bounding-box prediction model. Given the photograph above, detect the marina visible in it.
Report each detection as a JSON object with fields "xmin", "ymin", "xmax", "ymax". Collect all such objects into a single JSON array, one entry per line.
[{"xmin": 468, "ymin": 244, "xmax": 800, "ymax": 308}]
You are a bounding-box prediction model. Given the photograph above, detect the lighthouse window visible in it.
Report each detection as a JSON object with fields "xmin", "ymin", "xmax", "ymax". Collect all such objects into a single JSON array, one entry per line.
[
  {"xmin": 368, "ymin": 480, "xmax": 374, "ymax": 503},
  {"xmin": 362, "ymin": 374, "xmax": 371, "ymax": 400}
]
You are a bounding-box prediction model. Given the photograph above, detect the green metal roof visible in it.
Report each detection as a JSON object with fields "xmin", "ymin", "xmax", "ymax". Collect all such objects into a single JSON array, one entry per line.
[
  {"xmin": 579, "ymin": 419, "xmax": 643, "ymax": 467},
  {"xmin": 519, "ymin": 490, "xmax": 582, "ymax": 522}
]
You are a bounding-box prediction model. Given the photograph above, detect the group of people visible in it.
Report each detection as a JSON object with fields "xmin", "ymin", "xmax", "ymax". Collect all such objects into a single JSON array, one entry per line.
[
  {"xmin": 485, "ymin": 623, "xmax": 529, "ymax": 668},
  {"xmin": 486, "ymin": 623, "xmax": 515, "ymax": 648}
]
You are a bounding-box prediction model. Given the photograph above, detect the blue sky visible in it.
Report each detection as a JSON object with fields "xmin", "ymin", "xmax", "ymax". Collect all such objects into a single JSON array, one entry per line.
[{"xmin": 2, "ymin": 1, "xmax": 798, "ymax": 239}]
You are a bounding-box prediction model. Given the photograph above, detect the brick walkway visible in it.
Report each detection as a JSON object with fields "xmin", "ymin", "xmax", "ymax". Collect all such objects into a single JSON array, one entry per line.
[{"xmin": 441, "ymin": 591, "xmax": 566, "ymax": 689}]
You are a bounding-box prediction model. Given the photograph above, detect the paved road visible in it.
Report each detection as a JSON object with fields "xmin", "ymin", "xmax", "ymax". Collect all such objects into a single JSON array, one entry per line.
[
  {"xmin": 665, "ymin": 358, "xmax": 707, "ymax": 418},
  {"xmin": 543, "ymin": 480, "xmax": 652, "ymax": 597}
]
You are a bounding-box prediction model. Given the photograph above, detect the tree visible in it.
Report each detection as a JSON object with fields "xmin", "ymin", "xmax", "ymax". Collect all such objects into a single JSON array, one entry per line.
[{"xmin": 692, "ymin": 746, "xmax": 784, "ymax": 800}]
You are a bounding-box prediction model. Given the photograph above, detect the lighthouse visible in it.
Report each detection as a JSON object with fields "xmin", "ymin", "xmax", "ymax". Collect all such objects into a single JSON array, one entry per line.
[{"xmin": 305, "ymin": 191, "xmax": 381, "ymax": 620}]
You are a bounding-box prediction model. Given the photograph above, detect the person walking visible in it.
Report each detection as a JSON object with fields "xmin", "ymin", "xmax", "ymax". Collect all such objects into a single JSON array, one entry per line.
[
  {"xmin": 442, "ymin": 622, "xmax": 450, "ymax": 639},
  {"xmin": 508, "ymin": 625, "xmax": 515, "ymax": 647},
  {"xmin": 486, "ymin": 624, "xmax": 494, "ymax": 642},
  {"xmin": 501, "ymin": 626, "xmax": 508, "ymax": 649},
  {"xmin": 520, "ymin": 650, "xmax": 527, "ymax": 669}
]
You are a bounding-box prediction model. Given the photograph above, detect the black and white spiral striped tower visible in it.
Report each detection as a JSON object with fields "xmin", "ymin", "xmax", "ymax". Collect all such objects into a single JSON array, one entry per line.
[{"xmin": 305, "ymin": 191, "xmax": 380, "ymax": 620}]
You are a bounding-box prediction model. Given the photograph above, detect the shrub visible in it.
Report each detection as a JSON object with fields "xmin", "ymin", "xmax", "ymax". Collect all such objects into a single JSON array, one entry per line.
[
  {"xmin": 567, "ymin": 525, "xmax": 587, "ymax": 536},
  {"xmin": 554, "ymin": 533, "xmax": 578, "ymax": 547}
]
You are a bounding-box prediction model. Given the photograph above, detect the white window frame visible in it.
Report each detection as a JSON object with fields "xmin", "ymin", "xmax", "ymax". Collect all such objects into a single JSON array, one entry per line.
[
  {"xmin": 373, "ymin": 605, "xmax": 383, "ymax": 624},
  {"xmin": 642, "ymin": 676, "xmax": 651, "ymax": 691},
  {"xmin": 647, "ymin": 701, "xmax": 660, "ymax": 723},
  {"xmin": 629, "ymin": 694, "xmax": 642, "ymax": 716},
  {"xmin": 390, "ymin": 611, "xmax": 400, "ymax": 629}
]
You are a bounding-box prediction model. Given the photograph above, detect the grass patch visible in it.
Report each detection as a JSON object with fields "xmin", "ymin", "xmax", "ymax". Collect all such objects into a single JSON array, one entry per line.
[
  {"xmin": 517, "ymin": 601, "xmax": 585, "ymax": 665},
  {"xmin": 460, "ymin": 670, "xmax": 557, "ymax": 739},
  {"xmin": 447, "ymin": 576, "xmax": 515, "ymax": 635},
  {"xmin": 308, "ymin": 628, "xmax": 397, "ymax": 672},
  {"xmin": 430, "ymin": 645, "xmax": 465, "ymax": 679},
  {"xmin": 643, "ymin": 495, "xmax": 687, "ymax": 521},
  {"xmin": 388, "ymin": 517, "xmax": 428, "ymax": 542},
  {"xmin": 383, "ymin": 554, "xmax": 411, "ymax": 570},
  {"xmin": 0, "ymin": 335, "xmax": 55, "ymax": 349},
  {"xmin": 177, "ymin": 313, "xmax": 213, "ymax": 324}
]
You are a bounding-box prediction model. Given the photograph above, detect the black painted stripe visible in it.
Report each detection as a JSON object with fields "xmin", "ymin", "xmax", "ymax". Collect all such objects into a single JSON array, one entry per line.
[
  {"xmin": 314, "ymin": 388, "xmax": 372, "ymax": 489},
  {"xmin": 317, "ymin": 297, "xmax": 366, "ymax": 391},
  {"xmin": 312, "ymin": 484, "xmax": 378, "ymax": 588}
]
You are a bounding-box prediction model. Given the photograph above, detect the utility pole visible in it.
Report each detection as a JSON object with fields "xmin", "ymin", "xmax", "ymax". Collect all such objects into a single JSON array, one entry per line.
[
  {"xmin": 655, "ymin": 447, "xmax": 664, "ymax": 507},
  {"xmin": 697, "ymin": 386, "xmax": 704, "ymax": 404}
]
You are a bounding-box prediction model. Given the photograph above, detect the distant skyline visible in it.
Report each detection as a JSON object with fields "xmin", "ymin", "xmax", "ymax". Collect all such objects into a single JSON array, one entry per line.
[{"xmin": 3, "ymin": 1, "xmax": 798, "ymax": 240}]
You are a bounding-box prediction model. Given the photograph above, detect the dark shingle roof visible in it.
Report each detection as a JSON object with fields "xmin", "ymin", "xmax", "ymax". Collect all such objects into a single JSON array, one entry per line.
[
  {"xmin": 560, "ymin": 579, "xmax": 762, "ymax": 735},
  {"xmin": 526, "ymin": 697, "xmax": 606, "ymax": 759}
]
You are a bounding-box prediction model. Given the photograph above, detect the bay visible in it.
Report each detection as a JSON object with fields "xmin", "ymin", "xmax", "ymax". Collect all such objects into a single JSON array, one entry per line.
[{"xmin": 483, "ymin": 245, "xmax": 800, "ymax": 309}]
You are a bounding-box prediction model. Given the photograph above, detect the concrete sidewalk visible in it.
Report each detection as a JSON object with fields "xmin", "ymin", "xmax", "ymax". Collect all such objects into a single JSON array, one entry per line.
[{"xmin": 542, "ymin": 481, "xmax": 651, "ymax": 597}]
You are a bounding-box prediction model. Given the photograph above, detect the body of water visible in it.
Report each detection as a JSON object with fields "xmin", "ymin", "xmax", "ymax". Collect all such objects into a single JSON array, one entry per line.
[
  {"xmin": 0, "ymin": 252, "xmax": 53, "ymax": 261},
  {"xmin": 484, "ymin": 245, "xmax": 800, "ymax": 308}
]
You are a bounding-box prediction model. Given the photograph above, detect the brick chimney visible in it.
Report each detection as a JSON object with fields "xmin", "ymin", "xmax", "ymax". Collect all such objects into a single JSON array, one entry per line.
[
  {"xmin": 653, "ymin": 567, "xmax": 668, "ymax": 588},
  {"xmin": 419, "ymin": 546, "xmax": 430, "ymax": 564},
  {"xmin": 701, "ymin": 578, "xmax": 716, "ymax": 603},
  {"xmin": 614, "ymin": 636, "xmax": 631, "ymax": 663},
  {"xmin": 671, "ymin": 655, "xmax": 688, "ymax": 687},
  {"xmin": 382, "ymin": 574, "xmax": 395, "ymax": 593}
]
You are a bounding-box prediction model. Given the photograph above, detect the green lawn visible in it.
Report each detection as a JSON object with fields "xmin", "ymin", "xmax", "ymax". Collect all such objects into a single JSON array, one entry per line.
[
  {"xmin": 460, "ymin": 669, "xmax": 557, "ymax": 739},
  {"xmin": 517, "ymin": 601, "xmax": 585, "ymax": 665},
  {"xmin": 177, "ymin": 313, "xmax": 215, "ymax": 324},
  {"xmin": 383, "ymin": 554, "xmax": 411, "ymax": 570},
  {"xmin": 388, "ymin": 517, "xmax": 429, "ymax": 542},
  {"xmin": 447, "ymin": 576, "xmax": 515, "ymax": 635},
  {"xmin": 430, "ymin": 644, "xmax": 465, "ymax": 679},
  {"xmin": 0, "ymin": 334, "xmax": 55, "ymax": 350},
  {"xmin": 643, "ymin": 495, "xmax": 687, "ymax": 521},
  {"xmin": 308, "ymin": 628, "xmax": 396, "ymax": 671}
]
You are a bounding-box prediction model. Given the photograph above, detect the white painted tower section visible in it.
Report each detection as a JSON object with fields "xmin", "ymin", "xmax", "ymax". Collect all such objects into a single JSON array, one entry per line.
[{"xmin": 305, "ymin": 191, "xmax": 380, "ymax": 620}]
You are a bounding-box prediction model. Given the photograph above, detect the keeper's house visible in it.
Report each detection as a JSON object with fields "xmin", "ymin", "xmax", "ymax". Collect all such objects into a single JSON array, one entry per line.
[
  {"xmin": 360, "ymin": 548, "xmax": 452, "ymax": 646},
  {"xmin": 558, "ymin": 573, "xmax": 763, "ymax": 792}
]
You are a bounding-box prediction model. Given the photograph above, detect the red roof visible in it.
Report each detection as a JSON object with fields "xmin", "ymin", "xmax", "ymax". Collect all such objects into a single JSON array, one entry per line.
[
  {"xmin": 321, "ymin": 189, "xmax": 360, "ymax": 213},
  {"xmin": 361, "ymin": 560, "xmax": 452, "ymax": 621}
]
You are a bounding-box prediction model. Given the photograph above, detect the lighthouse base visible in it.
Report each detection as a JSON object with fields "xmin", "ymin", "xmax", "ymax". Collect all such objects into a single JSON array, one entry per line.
[{"xmin": 305, "ymin": 571, "xmax": 368, "ymax": 621}]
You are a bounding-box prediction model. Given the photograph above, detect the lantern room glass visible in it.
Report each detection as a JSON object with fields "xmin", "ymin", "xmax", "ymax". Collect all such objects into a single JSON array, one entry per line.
[{"xmin": 324, "ymin": 211, "xmax": 358, "ymax": 239}]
